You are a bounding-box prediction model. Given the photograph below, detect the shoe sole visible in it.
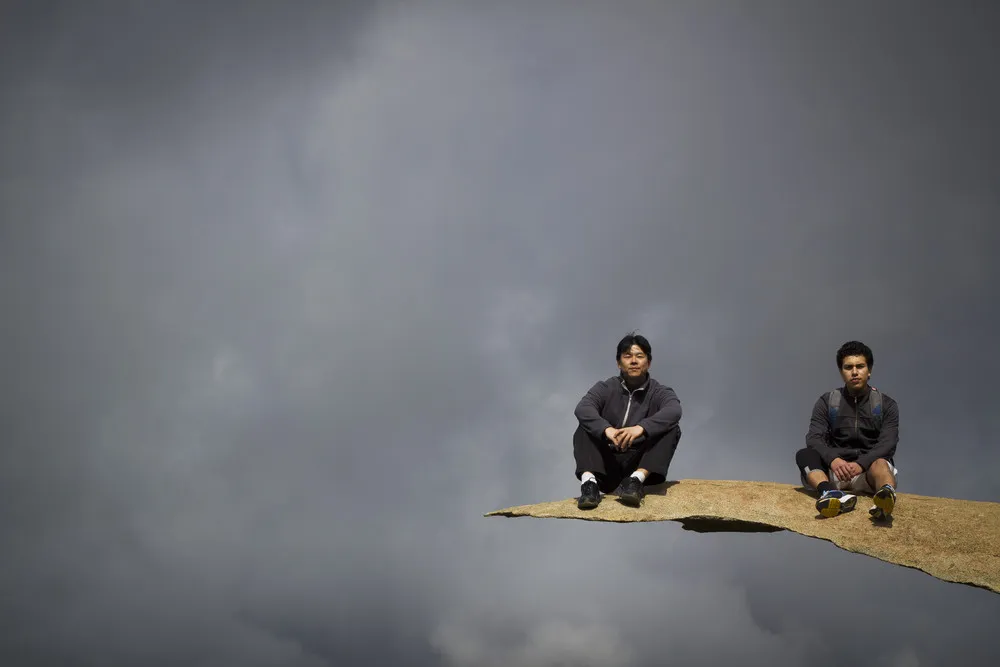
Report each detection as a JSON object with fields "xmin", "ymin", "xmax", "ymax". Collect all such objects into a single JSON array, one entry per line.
[
  {"xmin": 816, "ymin": 494, "xmax": 857, "ymax": 518},
  {"xmin": 619, "ymin": 492, "xmax": 642, "ymax": 507},
  {"xmin": 578, "ymin": 497, "xmax": 600, "ymax": 510},
  {"xmin": 873, "ymin": 488, "xmax": 895, "ymax": 517}
]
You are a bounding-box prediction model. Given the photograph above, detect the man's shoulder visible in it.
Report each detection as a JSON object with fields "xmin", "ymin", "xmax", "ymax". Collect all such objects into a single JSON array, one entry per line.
[
  {"xmin": 590, "ymin": 376, "xmax": 619, "ymax": 389},
  {"xmin": 811, "ymin": 388, "xmax": 842, "ymax": 414},
  {"xmin": 871, "ymin": 387, "xmax": 897, "ymax": 406},
  {"xmin": 815, "ymin": 387, "xmax": 839, "ymax": 402},
  {"xmin": 645, "ymin": 376, "xmax": 669, "ymax": 390},
  {"xmin": 645, "ymin": 377, "xmax": 679, "ymax": 396}
]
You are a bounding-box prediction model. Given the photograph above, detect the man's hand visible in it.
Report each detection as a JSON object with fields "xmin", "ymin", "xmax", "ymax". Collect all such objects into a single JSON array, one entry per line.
[
  {"xmin": 604, "ymin": 426, "xmax": 644, "ymax": 451},
  {"xmin": 615, "ymin": 425, "xmax": 645, "ymax": 448},
  {"xmin": 604, "ymin": 427, "xmax": 622, "ymax": 450},
  {"xmin": 845, "ymin": 461, "xmax": 864, "ymax": 478},
  {"xmin": 829, "ymin": 457, "xmax": 859, "ymax": 482}
]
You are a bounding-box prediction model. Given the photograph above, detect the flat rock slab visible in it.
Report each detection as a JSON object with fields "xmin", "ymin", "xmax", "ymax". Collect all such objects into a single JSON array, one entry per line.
[{"xmin": 485, "ymin": 479, "xmax": 1000, "ymax": 594}]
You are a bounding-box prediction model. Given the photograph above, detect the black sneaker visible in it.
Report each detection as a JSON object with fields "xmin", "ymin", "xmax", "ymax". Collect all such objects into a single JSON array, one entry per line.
[
  {"xmin": 618, "ymin": 476, "xmax": 644, "ymax": 507},
  {"xmin": 578, "ymin": 480, "xmax": 601, "ymax": 509}
]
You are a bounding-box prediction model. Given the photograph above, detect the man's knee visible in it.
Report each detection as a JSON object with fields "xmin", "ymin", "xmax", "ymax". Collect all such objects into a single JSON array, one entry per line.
[
  {"xmin": 868, "ymin": 458, "xmax": 894, "ymax": 475},
  {"xmin": 573, "ymin": 424, "xmax": 597, "ymax": 445},
  {"xmin": 651, "ymin": 425, "xmax": 681, "ymax": 447},
  {"xmin": 795, "ymin": 448, "xmax": 823, "ymax": 475}
]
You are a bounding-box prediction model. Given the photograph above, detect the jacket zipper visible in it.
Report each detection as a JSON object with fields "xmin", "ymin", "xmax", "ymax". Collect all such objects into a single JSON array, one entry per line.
[
  {"xmin": 620, "ymin": 381, "xmax": 643, "ymax": 427},
  {"xmin": 856, "ymin": 393, "xmax": 861, "ymax": 441},
  {"xmin": 853, "ymin": 393, "xmax": 861, "ymax": 459},
  {"xmin": 621, "ymin": 392, "xmax": 633, "ymax": 427}
]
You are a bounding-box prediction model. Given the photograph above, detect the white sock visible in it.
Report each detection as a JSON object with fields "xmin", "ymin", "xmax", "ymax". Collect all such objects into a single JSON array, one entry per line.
[
  {"xmin": 630, "ymin": 470, "xmax": 647, "ymax": 483},
  {"xmin": 581, "ymin": 472, "xmax": 597, "ymax": 486}
]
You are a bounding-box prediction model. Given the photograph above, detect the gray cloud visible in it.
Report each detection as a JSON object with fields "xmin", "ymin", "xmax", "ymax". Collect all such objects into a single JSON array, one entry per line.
[{"xmin": 2, "ymin": 1, "xmax": 1000, "ymax": 665}]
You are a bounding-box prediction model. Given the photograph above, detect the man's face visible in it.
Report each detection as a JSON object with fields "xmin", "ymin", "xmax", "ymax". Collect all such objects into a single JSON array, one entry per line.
[
  {"xmin": 840, "ymin": 354, "xmax": 871, "ymax": 392},
  {"xmin": 618, "ymin": 344, "xmax": 650, "ymax": 379}
]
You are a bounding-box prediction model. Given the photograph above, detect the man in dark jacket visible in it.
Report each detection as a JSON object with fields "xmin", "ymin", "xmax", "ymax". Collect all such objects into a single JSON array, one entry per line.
[
  {"xmin": 574, "ymin": 331, "xmax": 682, "ymax": 509},
  {"xmin": 796, "ymin": 340, "xmax": 899, "ymax": 520}
]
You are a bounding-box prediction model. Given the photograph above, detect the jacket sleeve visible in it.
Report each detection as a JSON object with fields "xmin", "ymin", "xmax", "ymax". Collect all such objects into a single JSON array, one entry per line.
[
  {"xmin": 805, "ymin": 395, "xmax": 841, "ymax": 467},
  {"xmin": 574, "ymin": 380, "xmax": 613, "ymax": 439},
  {"xmin": 857, "ymin": 397, "xmax": 899, "ymax": 469},
  {"xmin": 637, "ymin": 385, "xmax": 682, "ymax": 439}
]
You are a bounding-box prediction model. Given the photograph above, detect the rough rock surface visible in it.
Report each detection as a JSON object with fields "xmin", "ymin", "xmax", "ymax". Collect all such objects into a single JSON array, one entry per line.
[{"xmin": 485, "ymin": 479, "xmax": 1000, "ymax": 594}]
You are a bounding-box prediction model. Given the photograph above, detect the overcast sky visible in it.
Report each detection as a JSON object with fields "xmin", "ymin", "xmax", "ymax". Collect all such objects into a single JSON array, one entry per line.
[{"xmin": 2, "ymin": 1, "xmax": 999, "ymax": 665}]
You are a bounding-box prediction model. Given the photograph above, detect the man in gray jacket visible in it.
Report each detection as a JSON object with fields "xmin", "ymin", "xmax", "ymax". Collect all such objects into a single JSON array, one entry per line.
[
  {"xmin": 796, "ymin": 340, "xmax": 899, "ymax": 520},
  {"xmin": 574, "ymin": 332, "xmax": 682, "ymax": 509}
]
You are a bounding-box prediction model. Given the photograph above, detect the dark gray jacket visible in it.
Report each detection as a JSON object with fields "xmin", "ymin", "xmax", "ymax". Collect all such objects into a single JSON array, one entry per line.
[
  {"xmin": 574, "ymin": 374, "xmax": 682, "ymax": 442},
  {"xmin": 805, "ymin": 385, "xmax": 899, "ymax": 469}
]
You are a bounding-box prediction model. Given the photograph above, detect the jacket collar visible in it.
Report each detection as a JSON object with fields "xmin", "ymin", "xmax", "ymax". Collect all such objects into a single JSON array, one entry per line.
[
  {"xmin": 619, "ymin": 373, "xmax": 651, "ymax": 393},
  {"xmin": 841, "ymin": 383, "xmax": 871, "ymax": 402}
]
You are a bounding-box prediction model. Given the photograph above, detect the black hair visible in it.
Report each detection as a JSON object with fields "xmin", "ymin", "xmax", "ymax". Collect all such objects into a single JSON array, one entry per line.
[
  {"xmin": 616, "ymin": 330, "xmax": 651, "ymax": 361},
  {"xmin": 836, "ymin": 340, "xmax": 873, "ymax": 369}
]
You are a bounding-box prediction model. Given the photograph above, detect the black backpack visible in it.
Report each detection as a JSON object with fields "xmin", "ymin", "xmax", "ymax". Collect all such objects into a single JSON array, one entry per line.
[{"xmin": 827, "ymin": 386, "xmax": 883, "ymax": 430}]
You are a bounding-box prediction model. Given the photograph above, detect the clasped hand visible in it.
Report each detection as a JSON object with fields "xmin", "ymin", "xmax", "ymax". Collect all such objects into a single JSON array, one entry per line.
[
  {"xmin": 605, "ymin": 425, "xmax": 644, "ymax": 451},
  {"xmin": 830, "ymin": 458, "xmax": 863, "ymax": 482}
]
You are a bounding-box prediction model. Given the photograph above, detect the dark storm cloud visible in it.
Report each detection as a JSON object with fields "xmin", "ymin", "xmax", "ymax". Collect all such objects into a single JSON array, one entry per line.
[
  {"xmin": 1, "ymin": 2, "xmax": 405, "ymax": 665},
  {"xmin": 2, "ymin": 2, "xmax": 1000, "ymax": 666}
]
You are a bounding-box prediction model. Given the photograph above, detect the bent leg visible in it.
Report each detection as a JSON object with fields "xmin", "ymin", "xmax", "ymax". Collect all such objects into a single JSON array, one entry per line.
[
  {"xmin": 865, "ymin": 458, "xmax": 898, "ymax": 519},
  {"xmin": 573, "ymin": 425, "xmax": 621, "ymax": 493},
  {"xmin": 795, "ymin": 447, "xmax": 830, "ymax": 492},
  {"xmin": 634, "ymin": 426, "xmax": 681, "ymax": 487},
  {"xmin": 866, "ymin": 458, "xmax": 897, "ymax": 490},
  {"xmin": 796, "ymin": 447, "xmax": 860, "ymax": 517}
]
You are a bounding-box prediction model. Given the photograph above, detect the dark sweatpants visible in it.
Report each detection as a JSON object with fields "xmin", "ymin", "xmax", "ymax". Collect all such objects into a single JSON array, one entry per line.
[{"xmin": 573, "ymin": 424, "xmax": 681, "ymax": 493}]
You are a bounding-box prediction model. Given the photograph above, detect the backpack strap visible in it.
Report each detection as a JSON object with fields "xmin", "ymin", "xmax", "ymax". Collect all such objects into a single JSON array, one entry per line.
[
  {"xmin": 827, "ymin": 389, "xmax": 840, "ymax": 427},
  {"xmin": 869, "ymin": 386, "xmax": 883, "ymax": 430}
]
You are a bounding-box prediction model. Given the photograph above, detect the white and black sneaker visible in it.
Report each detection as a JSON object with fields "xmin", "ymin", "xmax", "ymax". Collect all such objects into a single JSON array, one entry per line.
[
  {"xmin": 815, "ymin": 489, "xmax": 857, "ymax": 518},
  {"xmin": 869, "ymin": 484, "xmax": 896, "ymax": 519}
]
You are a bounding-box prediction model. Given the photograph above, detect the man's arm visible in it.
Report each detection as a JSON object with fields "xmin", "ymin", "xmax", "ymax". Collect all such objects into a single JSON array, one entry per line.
[
  {"xmin": 857, "ymin": 398, "xmax": 899, "ymax": 470},
  {"xmin": 636, "ymin": 385, "xmax": 682, "ymax": 439},
  {"xmin": 574, "ymin": 380, "xmax": 614, "ymax": 439},
  {"xmin": 805, "ymin": 396, "xmax": 842, "ymax": 467}
]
